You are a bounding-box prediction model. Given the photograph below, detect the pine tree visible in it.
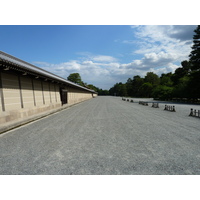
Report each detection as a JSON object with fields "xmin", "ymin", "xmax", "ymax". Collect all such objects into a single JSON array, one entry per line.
[
  {"xmin": 189, "ymin": 25, "xmax": 200, "ymax": 71},
  {"xmin": 188, "ymin": 25, "xmax": 200, "ymax": 99}
]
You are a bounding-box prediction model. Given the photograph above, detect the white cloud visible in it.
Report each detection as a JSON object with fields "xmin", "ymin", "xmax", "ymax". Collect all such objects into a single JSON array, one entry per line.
[
  {"xmin": 33, "ymin": 51, "xmax": 183, "ymax": 89},
  {"xmin": 92, "ymin": 55, "xmax": 117, "ymax": 62},
  {"xmin": 77, "ymin": 52, "xmax": 117, "ymax": 63},
  {"xmin": 150, "ymin": 63, "xmax": 180, "ymax": 76},
  {"xmin": 34, "ymin": 26, "xmax": 196, "ymax": 89},
  {"xmin": 131, "ymin": 25, "xmax": 195, "ymax": 61}
]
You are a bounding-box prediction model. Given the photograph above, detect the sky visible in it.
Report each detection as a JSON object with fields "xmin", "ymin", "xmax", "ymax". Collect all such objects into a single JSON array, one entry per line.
[{"xmin": 0, "ymin": 25, "xmax": 197, "ymax": 89}]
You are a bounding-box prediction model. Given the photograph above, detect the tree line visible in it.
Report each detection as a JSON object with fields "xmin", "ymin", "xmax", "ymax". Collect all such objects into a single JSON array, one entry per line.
[
  {"xmin": 67, "ymin": 72, "xmax": 109, "ymax": 95},
  {"xmin": 67, "ymin": 25, "xmax": 200, "ymax": 101},
  {"xmin": 110, "ymin": 25, "xmax": 200, "ymax": 102}
]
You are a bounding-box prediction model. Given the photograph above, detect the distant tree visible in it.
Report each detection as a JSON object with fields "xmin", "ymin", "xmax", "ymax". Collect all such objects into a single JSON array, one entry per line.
[
  {"xmin": 181, "ymin": 60, "xmax": 191, "ymax": 73},
  {"xmin": 160, "ymin": 73, "xmax": 173, "ymax": 87},
  {"xmin": 188, "ymin": 25, "xmax": 200, "ymax": 99},
  {"xmin": 109, "ymin": 82, "xmax": 127, "ymax": 96},
  {"xmin": 108, "ymin": 26, "xmax": 200, "ymax": 100},
  {"xmin": 132, "ymin": 75, "xmax": 144, "ymax": 97},
  {"xmin": 67, "ymin": 73, "xmax": 83, "ymax": 86},
  {"xmin": 172, "ymin": 61, "xmax": 191, "ymax": 86},
  {"xmin": 87, "ymin": 84, "xmax": 98, "ymax": 92},
  {"xmin": 187, "ymin": 70, "xmax": 200, "ymax": 99},
  {"xmin": 126, "ymin": 78, "xmax": 133, "ymax": 97},
  {"xmin": 152, "ymin": 85, "xmax": 173, "ymax": 100},
  {"xmin": 120, "ymin": 84, "xmax": 127, "ymax": 96},
  {"xmin": 144, "ymin": 72, "xmax": 160, "ymax": 86},
  {"xmin": 140, "ymin": 82, "xmax": 153, "ymax": 97},
  {"xmin": 172, "ymin": 68, "xmax": 186, "ymax": 85},
  {"xmin": 173, "ymin": 76, "xmax": 190, "ymax": 98},
  {"xmin": 189, "ymin": 25, "xmax": 200, "ymax": 71},
  {"xmin": 99, "ymin": 89, "xmax": 109, "ymax": 95},
  {"xmin": 135, "ymin": 72, "xmax": 160, "ymax": 97}
]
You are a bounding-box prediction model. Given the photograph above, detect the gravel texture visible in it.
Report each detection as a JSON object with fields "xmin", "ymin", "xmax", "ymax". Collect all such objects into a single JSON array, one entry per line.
[{"xmin": 0, "ymin": 96, "xmax": 200, "ymax": 175}]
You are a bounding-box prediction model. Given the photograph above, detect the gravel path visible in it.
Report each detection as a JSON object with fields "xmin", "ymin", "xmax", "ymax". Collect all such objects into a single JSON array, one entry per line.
[{"xmin": 0, "ymin": 96, "xmax": 200, "ymax": 174}]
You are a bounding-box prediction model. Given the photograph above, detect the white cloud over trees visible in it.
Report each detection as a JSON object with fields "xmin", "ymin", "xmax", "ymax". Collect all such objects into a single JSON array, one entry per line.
[{"xmin": 34, "ymin": 25, "xmax": 196, "ymax": 89}]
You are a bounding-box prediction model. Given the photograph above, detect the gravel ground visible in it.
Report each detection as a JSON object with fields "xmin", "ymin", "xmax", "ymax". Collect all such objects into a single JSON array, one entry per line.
[{"xmin": 0, "ymin": 96, "xmax": 200, "ymax": 175}]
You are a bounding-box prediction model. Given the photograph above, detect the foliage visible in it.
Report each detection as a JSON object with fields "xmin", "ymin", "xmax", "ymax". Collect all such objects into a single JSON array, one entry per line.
[
  {"xmin": 109, "ymin": 82, "xmax": 127, "ymax": 96},
  {"xmin": 144, "ymin": 72, "xmax": 160, "ymax": 86},
  {"xmin": 152, "ymin": 85, "xmax": 173, "ymax": 100},
  {"xmin": 173, "ymin": 76, "xmax": 190, "ymax": 98},
  {"xmin": 140, "ymin": 82, "xmax": 153, "ymax": 97},
  {"xmin": 66, "ymin": 26, "xmax": 200, "ymax": 100},
  {"xmin": 108, "ymin": 25, "xmax": 200, "ymax": 101},
  {"xmin": 189, "ymin": 25, "xmax": 200, "ymax": 71},
  {"xmin": 187, "ymin": 70, "xmax": 200, "ymax": 99},
  {"xmin": 188, "ymin": 25, "xmax": 200, "ymax": 99},
  {"xmin": 67, "ymin": 73, "xmax": 84, "ymax": 86},
  {"xmin": 67, "ymin": 73, "xmax": 109, "ymax": 95},
  {"xmin": 160, "ymin": 73, "xmax": 173, "ymax": 87}
]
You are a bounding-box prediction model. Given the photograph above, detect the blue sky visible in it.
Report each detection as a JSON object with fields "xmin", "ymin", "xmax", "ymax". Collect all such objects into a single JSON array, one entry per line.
[{"xmin": 0, "ymin": 25, "xmax": 197, "ymax": 89}]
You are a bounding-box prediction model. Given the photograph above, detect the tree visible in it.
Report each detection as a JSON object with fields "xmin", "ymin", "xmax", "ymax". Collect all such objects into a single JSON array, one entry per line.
[
  {"xmin": 189, "ymin": 25, "xmax": 200, "ymax": 71},
  {"xmin": 181, "ymin": 60, "xmax": 191, "ymax": 73},
  {"xmin": 173, "ymin": 76, "xmax": 190, "ymax": 98},
  {"xmin": 132, "ymin": 75, "xmax": 144, "ymax": 97},
  {"xmin": 108, "ymin": 26, "xmax": 200, "ymax": 101},
  {"xmin": 140, "ymin": 82, "xmax": 153, "ymax": 97},
  {"xmin": 126, "ymin": 78, "xmax": 133, "ymax": 97},
  {"xmin": 144, "ymin": 72, "xmax": 160, "ymax": 86},
  {"xmin": 152, "ymin": 85, "xmax": 173, "ymax": 100},
  {"xmin": 137, "ymin": 72, "xmax": 160, "ymax": 97},
  {"xmin": 160, "ymin": 73, "xmax": 173, "ymax": 87},
  {"xmin": 188, "ymin": 25, "xmax": 200, "ymax": 99},
  {"xmin": 67, "ymin": 73, "xmax": 84, "ymax": 86},
  {"xmin": 188, "ymin": 70, "xmax": 200, "ymax": 99},
  {"xmin": 109, "ymin": 82, "xmax": 127, "ymax": 96},
  {"xmin": 87, "ymin": 84, "xmax": 98, "ymax": 92}
]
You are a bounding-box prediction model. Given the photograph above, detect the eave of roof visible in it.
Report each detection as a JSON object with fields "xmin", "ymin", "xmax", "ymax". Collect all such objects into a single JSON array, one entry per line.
[{"xmin": 0, "ymin": 51, "xmax": 97, "ymax": 93}]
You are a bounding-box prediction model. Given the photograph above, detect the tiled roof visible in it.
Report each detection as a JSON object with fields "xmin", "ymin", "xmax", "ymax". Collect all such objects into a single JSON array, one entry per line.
[{"xmin": 0, "ymin": 51, "xmax": 96, "ymax": 93}]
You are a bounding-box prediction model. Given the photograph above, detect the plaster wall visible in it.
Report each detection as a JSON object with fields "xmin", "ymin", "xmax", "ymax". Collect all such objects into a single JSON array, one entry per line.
[{"xmin": 0, "ymin": 71, "xmax": 95, "ymax": 133}]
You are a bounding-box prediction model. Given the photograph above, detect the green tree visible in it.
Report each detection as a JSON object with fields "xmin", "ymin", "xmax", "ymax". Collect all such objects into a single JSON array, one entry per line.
[
  {"xmin": 140, "ymin": 82, "xmax": 153, "ymax": 97},
  {"xmin": 126, "ymin": 78, "xmax": 133, "ymax": 97},
  {"xmin": 138, "ymin": 72, "xmax": 160, "ymax": 97},
  {"xmin": 132, "ymin": 75, "xmax": 144, "ymax": 97},
  {"xmin": 172, "ymin": 61, "xmax": 191, "ymax": 86},
  {"xmin": 173, "ymin": 76, "xmax": 190, "ymax": 98},
  {"xmin": 144, "ymin": 72, "xmax": 160, "ymax": 86},
  {"xmin": 181, "ymin": 60, "xmax": 191, "ymax": 73},
  {"xmin": 188, "ymin": 25, "xmax": 200, "ymax": 99},
  {"xmin": 109, "ymin": 82, "xmax": 127, "ymax": 96},
  {"xmin": 189, "ymin": 25, "xmax": 200, "ymax": 71},
  {"xmin": 153, "ymin": 85, "xmax": 173, "ymax": 100},
  {"xmin": 160, "ymin": 73, "xmax": 173, "ymax": 87},
  {"xmin": 108, "ymin": 26, "xmax": 200, "ymax": 101},
  {"xmin": 120, "ymin": 84, "xmax": 127, "ymax": 96},
  {"xmin": 67, "ymin": 73, "xmax": 83, "ymax": 86},
  {"xmin": 187, "ymin": 70, "xmax": 200, "ymax": 99},
  {"xmin": 87, "ymin": 84, "xmax": 98, "ymax": 92}
]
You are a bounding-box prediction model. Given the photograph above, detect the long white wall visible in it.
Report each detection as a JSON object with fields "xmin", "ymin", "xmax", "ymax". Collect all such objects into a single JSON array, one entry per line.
[
  {"xmin": 0, "ymin": 71, "xmax": 96, "ymax": 131},
  {"xmin": 68, "ymin": 87, "xmax": 93, "ymax": 105}
]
